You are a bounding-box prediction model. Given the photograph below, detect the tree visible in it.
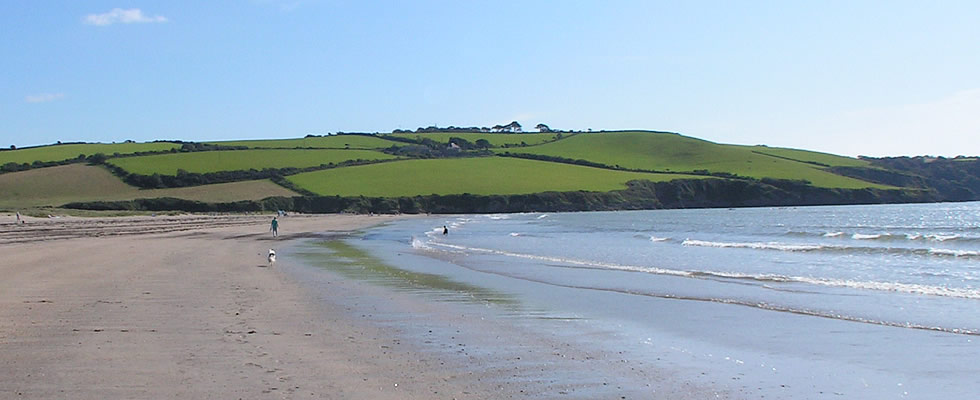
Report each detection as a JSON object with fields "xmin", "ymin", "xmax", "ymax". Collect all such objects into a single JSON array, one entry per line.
[
  {"xmin": 87, "ymin": 153, "xmax": 107, "ymax": 164},
  {"xmin": 535, "ymin": 123, "xmax": 551, "ymax": 133},
  {"xmin": 475, "ymin": 139, "xmax": 491, "ymax": 149},
  {"xmin": 9, "ymin": 145, "xmax": 14, "ymax": 150},
  {"xmin": 507, "ymin": 121, "xmax": 522, "ymax": 132}
]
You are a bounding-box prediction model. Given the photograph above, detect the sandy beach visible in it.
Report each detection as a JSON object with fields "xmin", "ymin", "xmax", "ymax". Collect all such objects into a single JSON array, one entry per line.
[{"xmin": 0, "ymin": 213, "xmax": 517, "ymax": 399}]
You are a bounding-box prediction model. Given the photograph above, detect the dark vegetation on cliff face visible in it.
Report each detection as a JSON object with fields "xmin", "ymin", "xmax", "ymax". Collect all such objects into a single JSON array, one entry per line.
[{"xmin": 832, "ymin": 156, "xmax": 980, "ymax": 202}]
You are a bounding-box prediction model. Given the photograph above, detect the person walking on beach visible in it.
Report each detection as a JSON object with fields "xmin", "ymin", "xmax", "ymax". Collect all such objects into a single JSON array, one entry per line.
[
  {"xmin": 16, "ymin": 212, "xmax": 21, "ymax": 223},
  {"xmin": 270, "ymin": 217, "xmax": 279, "ymax": 237}
]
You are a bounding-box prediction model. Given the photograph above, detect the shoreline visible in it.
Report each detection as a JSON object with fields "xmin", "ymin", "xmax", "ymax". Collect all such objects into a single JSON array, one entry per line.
[
  {"xmin": 298, "ymin": 211, "xmax": 980, "ymax": 399},
  {"xmin": 282, "ymin": 216, "xmax": 737, "ymax": 399},
  {"xmin": 1, "ymin": 213, "xmax": 524, "ymax": 399}
]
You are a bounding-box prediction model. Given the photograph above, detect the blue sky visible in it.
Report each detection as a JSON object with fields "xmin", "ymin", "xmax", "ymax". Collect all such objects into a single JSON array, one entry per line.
[{"xmin": 2, "ymin": 1, "xmax": 978, "ymax": 156}]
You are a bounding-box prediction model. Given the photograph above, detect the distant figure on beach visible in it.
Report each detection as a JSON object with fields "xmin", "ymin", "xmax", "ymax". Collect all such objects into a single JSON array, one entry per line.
[
  {"xmin": 16, "ymin": 212, "xmax": 21, "ymax": 223},
  {"xmin": 443, "ymin": 225, "xmax": 448, "ymax": 235},
  {"xmin": 271, "ymin": 217, "xmax": 279, "ymax": 237}
]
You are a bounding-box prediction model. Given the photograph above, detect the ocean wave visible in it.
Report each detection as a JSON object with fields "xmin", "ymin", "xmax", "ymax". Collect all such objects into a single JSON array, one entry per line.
[
  {"xmin": 682, "ymin": 239, "xmax": 824, "ymax": 252},
  {"xmin": 425, "ymin": 242, "xmax": 980, "ymax": 300},
  {"xmin": 700, "ymin": 271, "xmax": 980, "ymax": 300},
  {"xmin": 681, "ymin": 239, "xmax": 980, "ymax": 259},
  {"xmin": 929, "ymin": 248, "xmax": 980, "ymax": 257},
  {"xmin": 925, "ymin": 234, "xmax": 961, "ymax": 242},
  {"xmin": 786, "ymin": 230, "xmax": 979, "ymax": 243},
  {"xmin": 863, "ymin": 233, "xmax": 968, "ymax": 242},
  {"xmin": 411, "ymin": 236, "xmax": 430, "ymax": 249},
  {"xmin": 649, "ymin": 236, "xmax": 670, "ymax": 242}
]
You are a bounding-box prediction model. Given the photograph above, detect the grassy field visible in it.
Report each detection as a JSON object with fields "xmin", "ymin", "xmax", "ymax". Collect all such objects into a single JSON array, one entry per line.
[
  {"xmin": 0, "ymin": 164, "xmax": 298, "ymax": 209},
  {"xmin": 749, "ymin": 146, "xmax": 870, "ymax": 167},
  {"xmin": 108, "ymin": 149, "xmax": 398, "ymax": 175},
  {"xmin": 501, "ymin": 131, "xmax": 885, "ymax": 189},
  {"xmin": 387, "ymin": 132, "xmax": 560, "ymax": 147},
  {"xmin": 207, "ymin": 135, "xmax": 397, "ymax": 149},
  {"xmin": 0, "ymin": 142, "xmax": 179, "ymax": 165},
  {"xmin": 287, "ymin": 156, "xmax": 705, "ymax": 197}
]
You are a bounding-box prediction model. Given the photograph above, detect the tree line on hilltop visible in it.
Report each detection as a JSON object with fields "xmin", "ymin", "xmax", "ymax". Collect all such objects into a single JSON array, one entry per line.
[{"xmin": 389, "ymin": 121, "xmax": 559, "ymax": 134}]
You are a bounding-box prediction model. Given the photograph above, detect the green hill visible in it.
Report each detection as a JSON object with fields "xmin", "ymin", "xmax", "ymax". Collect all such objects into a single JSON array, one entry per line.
[
  {"xmin": 388, "ymin": 132, "xmax": 558, "ymax": 147},
  {"xmin": 500, "ymin": 131, "xmax": 883, "ymax": 189},
  {"xmin": 207, "ymin": 135, "xmax": 396, "ymax": 149},
  {"xmin": 749, "ymin": 146, "xmax": 869, "ymax": 168},
  {"xmin": 287, "ymin": 157, "xmax": 704, "ymax": 197},
  {"xmin": 0, "ymin": 164, "xmax": 297, "ymax": 209},
  {"xmin": 3, "ymin": 129, "xmax": 965, "ymax": 214},
  {"xmin": 0, "ymin": 142, "xmax": 179, "ymax": 165},
  {"xmin": 107, "ymin": 149, "xmax": 398, "ymax": 175}
]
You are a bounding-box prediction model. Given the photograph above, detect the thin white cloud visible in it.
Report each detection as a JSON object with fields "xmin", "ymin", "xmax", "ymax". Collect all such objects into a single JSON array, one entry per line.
[
  {"xmin": 25, "ymin": 93, "xmax": 65, "ymax": 103},
  {"xmin": 83, "ymin": 8, "xmax": 168, "ymax": 26}
]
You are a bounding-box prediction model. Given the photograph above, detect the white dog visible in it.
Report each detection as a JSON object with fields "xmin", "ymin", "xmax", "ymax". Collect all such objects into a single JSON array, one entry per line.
[{"xmin": 268, "ymin": 249, "xmax": 276, "ymax": 264}]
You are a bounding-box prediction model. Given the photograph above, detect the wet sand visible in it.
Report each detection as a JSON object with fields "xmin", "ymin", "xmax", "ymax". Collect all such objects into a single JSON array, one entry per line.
[{"xmin": 0, "ymin": 213, "xmax": 519, "ymax": 399}]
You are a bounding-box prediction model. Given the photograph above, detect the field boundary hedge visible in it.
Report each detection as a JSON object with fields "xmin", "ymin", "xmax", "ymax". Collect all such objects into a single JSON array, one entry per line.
[
  {"xmin": 102, "ymin": 158, "xmax": 403, "ymax": 189},
  {"xmin": 497, "ymin": 152, "xmax": 762, "ymax": 181}
]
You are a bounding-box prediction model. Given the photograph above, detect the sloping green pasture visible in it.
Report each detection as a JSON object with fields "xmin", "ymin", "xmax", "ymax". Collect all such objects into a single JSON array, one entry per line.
[
  {"xmin": 387, "ymin": 132, "xmax": 559, "ymax": 147},
  {"xmin": 750, "ymin": 146, "xmax": 869, "ymax": 167},
  {"xmin": 108, "ymin": 149, "xmax": 398, "ymax": 175},
  {"xmin": 287, "ymin": 156, "xmax": 705, "ymax": 197},
  {"xmin": 207, "ymin": 135, "xmax": 397, "ymax": 149},
  {"xmin": 502, "ymin": 131, "xmax": 885, "ymax": 189},
  {"xmin": 0, "ymin": 142, "xmax": 179, "ymax": 165},
  {"xmin": 0, "ymin": 164, "xmax": 297, "ymax": 208}
]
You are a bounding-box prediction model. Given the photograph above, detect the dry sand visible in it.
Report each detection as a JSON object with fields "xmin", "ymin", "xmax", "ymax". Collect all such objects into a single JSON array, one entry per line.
[{"xmin": 0, "ymin": 213, "xmax": 510, "ymax": 399}]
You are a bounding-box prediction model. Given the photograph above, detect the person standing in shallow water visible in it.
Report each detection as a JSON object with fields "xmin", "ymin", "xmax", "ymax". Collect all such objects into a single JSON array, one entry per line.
[
  {"xmin": 271, "ymin": 217, "xmax": 279, "ymax": 237},
  {"xmin": 443, "ymin": 225, "xmax": 448, "ymax": 235}
]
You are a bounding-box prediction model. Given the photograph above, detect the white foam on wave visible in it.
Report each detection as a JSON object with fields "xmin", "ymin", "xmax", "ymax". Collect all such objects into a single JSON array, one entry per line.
[
  {"xmin": 536, "ymin": 214, "xmax": 549, "ymax": 220},
  {"xmin": 929, "ymin": 248, "xmax": 980, "ymax": 257},
  {"xmin": 509, "ymin": 232, "xmax": 521, "ymax": 237},
  {"xmin": 411, "ymin": 236, "xmax": 430, "ymax": 249},
  {"xmin": 427, "ymin": 242, "xmax": 980, "ymax": 300},
  {"xmin": 814, "ymin": 231, "xmax": 969, "ymax": 243},
  {"xmin": 430, "ymin": 242, "xmax": 692, "ymax": 278},
  {"xmin": 789, "ymin": 275, "xmax": 980, "ymax": 299},
  {"xmin": 486, "ymin": 214, "xmax": 510, "ymax": 220},
  {"xmin": 682, "ymin": 239, "xmax": 824, "ymax": 252},
  {"xmin": 926, "ymin": 234, "xmax": 960, "ymax": 242},
  {"xmin": 649, "ymin": 236, "xmax": 670, "ymax": 242}
]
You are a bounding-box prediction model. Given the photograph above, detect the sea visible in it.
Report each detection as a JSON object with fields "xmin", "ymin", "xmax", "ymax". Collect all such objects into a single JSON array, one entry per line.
[{"xmin": 293, "ymin": 202, "xmax": 980, "ymax": 399}]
